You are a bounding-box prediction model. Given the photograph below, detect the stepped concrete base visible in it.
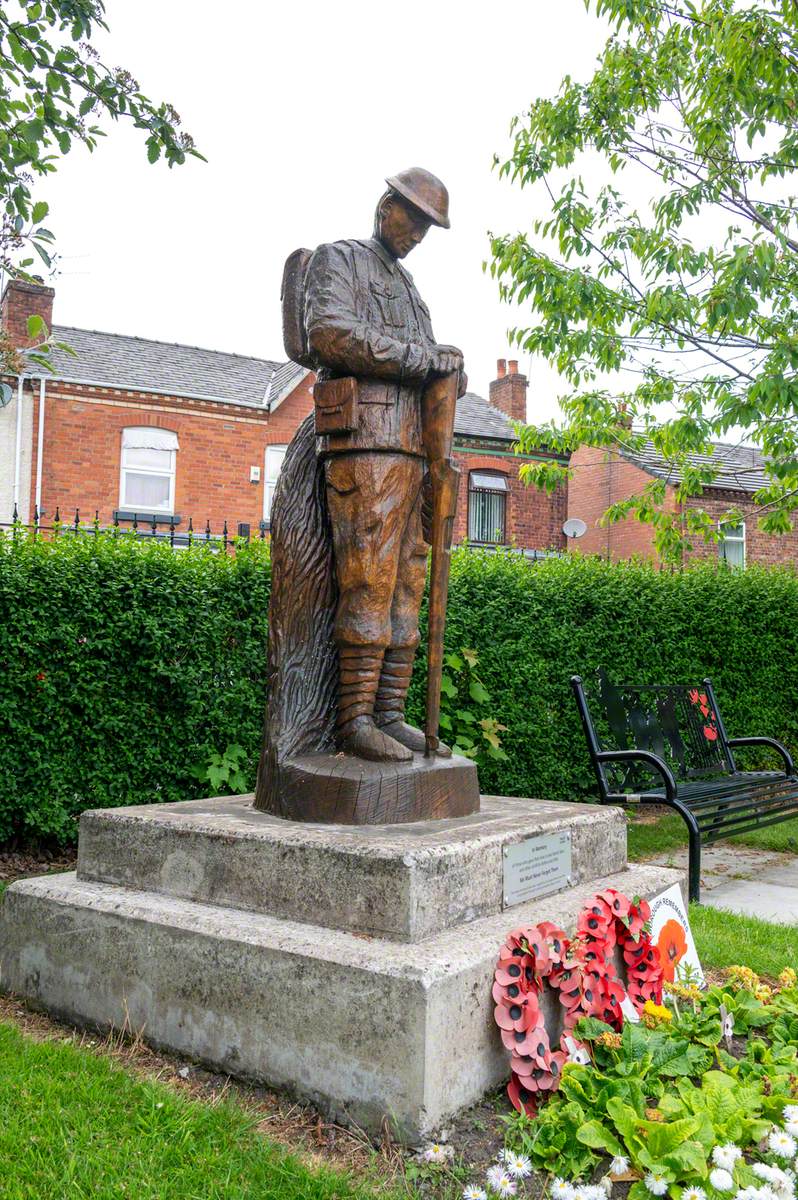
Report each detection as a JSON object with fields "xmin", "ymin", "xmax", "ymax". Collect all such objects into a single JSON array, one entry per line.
[
  {"xmin": 0, "ymin": 796, "xmax": 685, "ymax": 1141},
  {"xmin": 76, "ymin": 794, "xmax": 629, "ymax": 942}
]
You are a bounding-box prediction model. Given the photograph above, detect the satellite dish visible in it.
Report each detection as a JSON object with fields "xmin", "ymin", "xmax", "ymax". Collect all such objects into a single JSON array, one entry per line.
[
  {"xmin": 0, "ymin": 383, "xmax": 11, "ymax": 409},
  {"xmin": 563, "ymin": 517, "xmax": 587, "ymax": 539}
]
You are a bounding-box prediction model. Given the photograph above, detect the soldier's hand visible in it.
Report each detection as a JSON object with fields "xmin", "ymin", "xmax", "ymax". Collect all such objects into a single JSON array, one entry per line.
[{"xmin": 430, "ymin": 344, "xmax": 464, "ymax": 376}]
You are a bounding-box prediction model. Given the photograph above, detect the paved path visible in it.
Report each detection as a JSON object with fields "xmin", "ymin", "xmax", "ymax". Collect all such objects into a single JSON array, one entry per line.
[{"xmin": 646, "ymin": 843, "xmax": 798, "ymax": 923}]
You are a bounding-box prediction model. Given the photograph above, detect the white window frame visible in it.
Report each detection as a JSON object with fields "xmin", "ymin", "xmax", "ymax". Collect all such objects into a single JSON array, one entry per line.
[
  {"xmin": 264, "ymin": 444, "xmax": 288, "ymax": 523},
  {"xmin": 119, "ymin": 427, "xmax": 178, "ymax": 515},
  {"xmin": 467, "ymin": 470, "xmax": 509, "ymax": 545},
  {"xmin": 718, "ymin": 519, "xmax": 746, "ymax": 568}
]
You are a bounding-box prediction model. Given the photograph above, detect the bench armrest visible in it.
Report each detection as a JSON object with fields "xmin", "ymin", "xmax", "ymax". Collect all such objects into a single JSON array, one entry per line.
[
  {"xmin": 595, "ymin": 749, "xmax": 678, "ymax": 801},
  {"xmin": 727, "ymin": 736, "xmax": 795, "ymax": 777}
]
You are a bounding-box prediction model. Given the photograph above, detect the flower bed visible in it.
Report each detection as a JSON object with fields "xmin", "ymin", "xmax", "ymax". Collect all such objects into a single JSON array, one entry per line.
[{"xmin": 464, "ymin": 944, "xmax": 798, "ymax": 1200}]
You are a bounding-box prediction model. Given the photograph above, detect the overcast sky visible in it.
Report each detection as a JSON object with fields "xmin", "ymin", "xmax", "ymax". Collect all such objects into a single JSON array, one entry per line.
[{"xmin": 38, "ymin": 0, "xmax": 609, "ymax": 418}]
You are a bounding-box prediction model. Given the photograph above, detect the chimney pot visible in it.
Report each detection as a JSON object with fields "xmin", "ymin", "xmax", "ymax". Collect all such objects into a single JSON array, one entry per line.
[
  {"xmin": 508, "ymin": 359, "xmax": 519, "ymax": 375},
  {"xmin": 496, "ymin": 358, "xmax": 506, "ymax": 379}
]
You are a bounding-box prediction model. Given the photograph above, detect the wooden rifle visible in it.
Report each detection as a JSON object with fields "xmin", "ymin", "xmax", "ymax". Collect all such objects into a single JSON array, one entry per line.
[{"xmin": 421, "ymin": 370, "xmax": 461, "ymax": 756}]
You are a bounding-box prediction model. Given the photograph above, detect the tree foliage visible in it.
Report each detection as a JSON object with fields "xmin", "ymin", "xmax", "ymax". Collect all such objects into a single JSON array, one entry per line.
[
  {"xmin": 0, "ymin": 0, "xmax": 201, "ymax": 366},
  {"xmin": 491, "ymin": 0, "xmax": 798, "ymax": 559}
]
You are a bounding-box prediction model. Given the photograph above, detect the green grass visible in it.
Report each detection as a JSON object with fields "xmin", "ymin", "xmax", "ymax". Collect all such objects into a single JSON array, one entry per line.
[
  {"xmin": 689, "ymin": 903, "xmax": 798, "ymax": 978},
  {"xmin": 0, "ymin": 1022, "xmax": 382, "ymax": 1200},
  {"xmin": 627, "ymin": 813, "xmax": 798, "ymax": 861}
]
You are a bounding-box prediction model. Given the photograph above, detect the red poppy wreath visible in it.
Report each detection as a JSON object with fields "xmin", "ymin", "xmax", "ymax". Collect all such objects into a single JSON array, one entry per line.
[{"xmin": 493, "ymin": 889, "xmax": 663, "ymax": 1117}]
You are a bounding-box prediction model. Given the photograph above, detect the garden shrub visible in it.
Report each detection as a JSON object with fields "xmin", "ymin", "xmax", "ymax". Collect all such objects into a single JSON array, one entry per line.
[
  {"xmin": 0, "ymin": 531, "xmax": 270, "ymax": 843},
  {"xmin": 4, "ymin": 531, "xmax": 798, "ymax": 844}
]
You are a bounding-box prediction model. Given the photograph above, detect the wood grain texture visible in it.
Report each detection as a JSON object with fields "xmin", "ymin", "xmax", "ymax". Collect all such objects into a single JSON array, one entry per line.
[
  {"xmin": 254, "ymin": 413, "xmax": 338, "ymax": 815},
  {"xmin": 270, "ymin": 751, "xmax": 480, "ymax": 825}
]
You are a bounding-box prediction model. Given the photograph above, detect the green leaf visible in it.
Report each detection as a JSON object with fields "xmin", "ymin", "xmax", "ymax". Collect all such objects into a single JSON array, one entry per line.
[
  {"xmin": 469, "ymin": 679, "xmax": 490, "ymax": 705},
  {"xmin": 577, "ymin": 1120, "xmax": 623, "ymax": 1156},
  {"xmin": 31, "ymin": 200, "xmax": 48, "ymax": 223},
  {"xmin": 26, "ymin": 314, "xmax": 45, "ymax": 338}
]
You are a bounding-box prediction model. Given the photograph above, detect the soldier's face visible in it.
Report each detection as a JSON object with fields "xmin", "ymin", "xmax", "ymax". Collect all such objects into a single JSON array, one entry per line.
[{"xmin": 379, "ymin": 196, "xmax": 432, "ymax": 259}]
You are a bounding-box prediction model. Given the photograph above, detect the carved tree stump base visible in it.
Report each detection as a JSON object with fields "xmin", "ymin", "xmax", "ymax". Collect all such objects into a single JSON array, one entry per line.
[{"xmin": 259, "ymin": 750, "xmax": 480, "ymax": 825}]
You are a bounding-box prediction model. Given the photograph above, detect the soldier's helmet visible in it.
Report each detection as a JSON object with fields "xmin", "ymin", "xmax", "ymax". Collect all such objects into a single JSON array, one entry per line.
[{"xmin": 385, "ymin": 168, "xmax": 450, "ymax": 230}]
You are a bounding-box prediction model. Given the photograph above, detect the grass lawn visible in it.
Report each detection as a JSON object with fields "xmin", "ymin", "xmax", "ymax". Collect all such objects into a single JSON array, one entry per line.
[
  {"xmin": 627, "ymin": 812, "xmax": 798, "ymax": 861},
  {"xmin": 689, "ymin": 903, "xmax": 798, "ymax": 977},
  {"xmin": 0, "ymin": 1022, "xmax": 385, "ymax": 1200}
]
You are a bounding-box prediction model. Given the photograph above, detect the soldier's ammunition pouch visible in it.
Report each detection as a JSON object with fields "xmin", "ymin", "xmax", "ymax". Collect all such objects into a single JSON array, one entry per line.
[{"xmin": 314, "ymin": 377, "xmax": 359, "ymax": 434}]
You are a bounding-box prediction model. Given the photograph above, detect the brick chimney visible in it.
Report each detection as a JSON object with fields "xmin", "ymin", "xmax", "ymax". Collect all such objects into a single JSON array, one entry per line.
[
  {"xmin": 488, "ymin": 356, "xmax": 528, "ymax": 423},
  {"xmin": 1, "ymin": 278, "xmax": 54, "ymax": 347}
]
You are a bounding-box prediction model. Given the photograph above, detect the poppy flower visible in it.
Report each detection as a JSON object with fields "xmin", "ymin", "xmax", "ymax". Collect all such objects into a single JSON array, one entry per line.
[
  {"xmin": 492, "ymin": 979, "xmax": 540, "ymax": 1019},
  {"xmin": 537, "ymin": 921, "xmax": 569, "ymax": 965},
  {"xmin": 507, "ymin": 1072, "xmax": 537, "ymax": 1117},
  {"xmin": 703, "ymin": 724, "xmax": 718, "ymax": 741},
  {"xmin": 657, "ymin": 919, "xmax": 689, "ymax": 983},
  {"xmin": 493, "ymin": 992, "xmax": 538, "ymax": 1033},
  {"xmin": 510, "ymin": 1024, "xmax": 551, "ymax": 1066},
  {"xmin": 495, "ymin": 955, "xmax": 535, "ymax": 990},
  {"xmin": 512, "ymin": 1058, "xmax": 558, "ymax": 1093},
  {"xmin": 599, "ymin": 889, "xmax": 632, "ymax": 920}
]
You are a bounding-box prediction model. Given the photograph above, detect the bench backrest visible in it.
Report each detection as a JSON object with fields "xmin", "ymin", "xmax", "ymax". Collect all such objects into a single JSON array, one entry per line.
[{"xmin": 579, "ymin": 670, "xmax": 736, "ymax": 793}]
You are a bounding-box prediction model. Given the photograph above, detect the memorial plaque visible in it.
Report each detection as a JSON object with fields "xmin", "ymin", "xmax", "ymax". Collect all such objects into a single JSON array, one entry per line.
[{"xmin": 502, "ymin": 830, "xmax": 572, "ymax": 907}]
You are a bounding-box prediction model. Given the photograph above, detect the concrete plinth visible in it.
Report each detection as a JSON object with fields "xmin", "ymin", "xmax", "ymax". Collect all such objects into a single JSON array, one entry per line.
[{"xmin": 0, "ymin": 795, "xmax": 684, "ymax": 1141}]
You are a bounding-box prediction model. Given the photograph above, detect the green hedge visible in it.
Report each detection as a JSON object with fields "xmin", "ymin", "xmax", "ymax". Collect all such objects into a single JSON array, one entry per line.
[
  {"xmin": 0, "ymin": 532, "xmax": 271, "ymax": 843},
  {"xmin": 3, "ymin": 532, "xmax": 798, "ymax": 844}
]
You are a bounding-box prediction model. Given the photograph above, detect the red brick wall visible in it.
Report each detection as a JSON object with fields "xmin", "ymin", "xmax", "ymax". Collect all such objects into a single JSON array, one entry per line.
[
  {"xmin": 683, "ymin": 492, "xmax": 798, "ymax": 567},
  {"xmin": 567, "ymin": 445, "xmax": 663, "ymax": 560},
  {"xmin": 452, "ymin": 449, "xmax": 567, "ymax": 553},
  {"xmin": 29, "ymin": 377, "xmax": 314, "ymax": 529},
  {"xmin": 1, "ymin": 279, "xmax": 54, "ymax": 347}
]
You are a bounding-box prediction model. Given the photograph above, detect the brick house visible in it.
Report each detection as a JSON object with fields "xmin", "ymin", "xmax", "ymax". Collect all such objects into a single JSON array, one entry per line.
[
  {"xmin": 567, "ymin": 440, "xmax": 798, "ymax": 567},
  {"xmin": 0, "ymin": 282, "xmax": 567, "ymax": 554}
]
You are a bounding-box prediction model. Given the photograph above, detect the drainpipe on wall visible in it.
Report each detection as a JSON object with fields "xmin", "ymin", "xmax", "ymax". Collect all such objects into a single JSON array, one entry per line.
[
  {"xmin": 35, "ymin": 376, "xmax": 45, "ymax": 516},
  {"xmin": 12, "ymin": 374, "xmax": 24, "ymax": 516}
]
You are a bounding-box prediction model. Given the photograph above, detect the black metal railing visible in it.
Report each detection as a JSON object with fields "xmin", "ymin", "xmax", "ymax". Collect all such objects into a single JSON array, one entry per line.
[{"xmin": 1, "ymin": 505, "xmax": 268, "ymax": 553}]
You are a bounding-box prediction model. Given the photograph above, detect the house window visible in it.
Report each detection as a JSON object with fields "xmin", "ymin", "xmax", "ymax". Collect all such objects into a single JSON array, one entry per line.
[
  {"xmin": 120, "ymin": 427, "xmax": 178, "ymax": 514},
  {"xmin": 264, "ymin": 445, "xmax": 288, "ymax": 523},
  {"xmin": 468, "ymin": 471, "xmax": 508, "ymax": 544},
  {"xmin": 719, "ymin": 520, "xmax": 745, "ymax": 568}
]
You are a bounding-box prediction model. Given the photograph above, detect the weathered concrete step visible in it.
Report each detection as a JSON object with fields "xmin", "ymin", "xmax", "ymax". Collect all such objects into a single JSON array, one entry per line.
[
  {"xmin": 0, "ymin": 861, "xmax": 683, "ymax": 1142},
  {"xmin": 76, "ymin": 794, "xmax": 629, "ymax": 943}
]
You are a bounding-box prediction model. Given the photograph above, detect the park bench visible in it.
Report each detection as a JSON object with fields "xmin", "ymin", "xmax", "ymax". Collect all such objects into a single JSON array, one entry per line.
[{"xmin": 571, "ymin": 671, "xmax": 798, "ymax": 902}]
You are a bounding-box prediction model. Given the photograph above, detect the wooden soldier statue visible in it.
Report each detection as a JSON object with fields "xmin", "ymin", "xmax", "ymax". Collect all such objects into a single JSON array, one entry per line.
[{"xmin": 254, "ymin": 170, "xmax": 480, "ymax": 823}]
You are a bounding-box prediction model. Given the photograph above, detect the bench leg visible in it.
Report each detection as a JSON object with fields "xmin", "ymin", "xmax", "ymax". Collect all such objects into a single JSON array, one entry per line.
[{"xmin": 688, "ymin": 825, "xmax": 701, "ymax": 903}]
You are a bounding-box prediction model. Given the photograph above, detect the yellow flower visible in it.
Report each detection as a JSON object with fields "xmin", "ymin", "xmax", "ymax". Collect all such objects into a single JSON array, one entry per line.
[
  {"xmin": 597, "ymin": 1031, "xmax": 622, "ymax": 1049},
  {"xmin": 756, "ymin": 985, "xmax": 773, "ymax": 1004},
  {"xmin": 724, "ymin": 965, "xmax": 760, "ymax": 993},
  {"xmin": 645, "ymin": 1107, "xmax": 665, "ymax": 1122},
  {"xmin": 779, "ymin": 968, "xmax": 797, "ymax": 990},
  {"xmin": 643, "ymin": 1001, "xmax": 673, "ymax": 1024}
]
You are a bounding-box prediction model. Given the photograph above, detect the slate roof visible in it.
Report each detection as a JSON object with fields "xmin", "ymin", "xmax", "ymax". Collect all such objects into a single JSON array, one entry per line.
[
  {"xmin": 36, "ymin": 325, "xmax": 286, "ymax": 409},
  {"xmin": 26, "ymin": 325, "xmax": 516, "ymax": 438},
  {"xmin": 623, "ymin": 439, "xmax": 771, "ymax": 494},
  {"xmin": 454, "ymin": 391, "xmax": 514, "ymax": 442}
]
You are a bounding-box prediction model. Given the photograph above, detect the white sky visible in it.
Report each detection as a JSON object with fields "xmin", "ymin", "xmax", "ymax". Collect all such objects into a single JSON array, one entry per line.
[{"xmin": 35, "ymin": 0, "xmax": 610, "ymax": 420}]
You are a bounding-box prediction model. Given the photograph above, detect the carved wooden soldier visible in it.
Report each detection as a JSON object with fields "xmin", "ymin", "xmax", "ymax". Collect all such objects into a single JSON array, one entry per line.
[{"xmin": 304, "ymin": 169, "xmax": 466, "ymax": 763}]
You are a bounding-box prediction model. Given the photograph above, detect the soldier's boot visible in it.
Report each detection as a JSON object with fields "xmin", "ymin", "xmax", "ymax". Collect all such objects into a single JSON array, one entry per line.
[
  {"xmin": 374, "ymin": 647, "xmax": 452, "ymax": 758},
  {"xmin": 337, "ymin": 646, "xmax": 412, "ymax": 763}
]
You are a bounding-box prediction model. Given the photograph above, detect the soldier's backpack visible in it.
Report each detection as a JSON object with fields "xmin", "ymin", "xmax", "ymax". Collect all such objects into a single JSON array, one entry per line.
[{"xmin": 281, "ymin": 248, "xmax": 315, "ymax": 369}]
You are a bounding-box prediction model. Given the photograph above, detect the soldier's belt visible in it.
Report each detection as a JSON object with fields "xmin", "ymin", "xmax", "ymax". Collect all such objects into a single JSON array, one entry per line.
[{"xmin": 314, "ymin": 377, "xmax": 405, "ymax": 435}]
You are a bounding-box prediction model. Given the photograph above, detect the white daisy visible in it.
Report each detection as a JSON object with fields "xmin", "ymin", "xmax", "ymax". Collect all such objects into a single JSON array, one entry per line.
[
  {"xmin": 785, "ymin": 1108, "xmax": 798, "ymax": 1124},
  {"xmin": 423, "ymin": 1142, "xmax": 453, "ymax": 1163},
  {"xmin": 646, "ymin": 1171, "xmax": 670, "ymax": 1196},
  {"xmin": 683, "ymin": 1188, "xmax": 707, "ymax": 1200},
  {"xmin": 551, "ymin": 1178, "xmax": 575, "ymax": 1200},
  {"xmin": 710, "ymin": 1168, "xmax": 735, "ymax": 1192},
  {"xmin": 714, "ymin": 1146, "xmax": 743, "ymax": 1172},
  {"xmin": 504, "ymin": 1153, "xmax": 532, "ymax": 1179},
  {"xmin": 486, "ymin": 1164, "xmax": 517, "ymax": 1197},
  {"xmin": 787, "ymin": 1124, "xmax": 798, "ymax": 1140},
  {"xmin": 463, "ymin": 1188, "xmax": 488, "ymax": 1200},
  {"xmin": 610, "ymin": 1157, "xmax": 631, "ymax": 1178},
  {"xmin": 757, "ymin": 1188, "xmax": 781, "ymax": 1200},
  {"xmin": 754, "ymin": 1168, "xmax": 781, "ymax": 1184},
  {"xmin": 770, "ymin": 1132, "xmax": 798, "ymax": 1160}
]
